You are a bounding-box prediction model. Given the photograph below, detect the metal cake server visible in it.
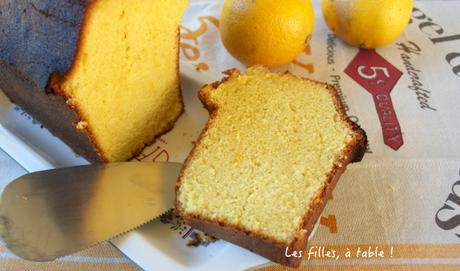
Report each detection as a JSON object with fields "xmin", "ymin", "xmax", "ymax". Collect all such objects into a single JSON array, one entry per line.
[{"xmin": 0, "ymin": 162, "xmax": 182, "ymax": 262}]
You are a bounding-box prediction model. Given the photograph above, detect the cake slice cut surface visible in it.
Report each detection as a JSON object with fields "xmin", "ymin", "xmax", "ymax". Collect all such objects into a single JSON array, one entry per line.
[
  {"xmin": 176, "ymin": 66, "xmax": 366, "ymax": 267},
  {"xmin": 51, "ymin": 0, "xmax": 188, "ymax": 162}
]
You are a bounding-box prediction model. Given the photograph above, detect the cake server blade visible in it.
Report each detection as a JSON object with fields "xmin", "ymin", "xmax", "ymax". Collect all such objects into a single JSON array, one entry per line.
[{"xmin": 0, "ymin": 162, "xmax": 182, "ymax": 261}]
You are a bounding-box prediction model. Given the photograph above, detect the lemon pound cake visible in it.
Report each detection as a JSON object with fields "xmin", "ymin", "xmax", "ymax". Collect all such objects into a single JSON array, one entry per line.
[
  {"xmin": 176, "ymin": 66, "xmax": 367, "ymax": 267},
  {"xmin": 0, "ymin": 0, "xmax": 188, "ymax": 162}
]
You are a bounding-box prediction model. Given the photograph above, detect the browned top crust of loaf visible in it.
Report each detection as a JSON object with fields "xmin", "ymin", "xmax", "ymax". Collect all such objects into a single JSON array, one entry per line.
[
  {"xmin": 175, "ymin": 67, "xmax": 367, "ymax": 268},
  {"xmin": 0, "ymin": 0, "xmax": 89, "ymax": 90}
]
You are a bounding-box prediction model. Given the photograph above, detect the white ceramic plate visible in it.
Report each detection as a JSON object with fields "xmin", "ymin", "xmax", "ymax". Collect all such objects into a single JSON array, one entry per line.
[{"xmin": 0, "ymin": 62, "xmax": 270, "ymax": 270}]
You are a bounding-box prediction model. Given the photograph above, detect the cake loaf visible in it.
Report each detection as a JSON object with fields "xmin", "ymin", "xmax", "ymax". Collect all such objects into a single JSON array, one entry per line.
[
  {"xmin": 176, "ymin": 66, "xmax": 367, "ymax": 267},
  {"xmin": 0, "ymin": 0, "xmax": 188, "ymax": 162}
]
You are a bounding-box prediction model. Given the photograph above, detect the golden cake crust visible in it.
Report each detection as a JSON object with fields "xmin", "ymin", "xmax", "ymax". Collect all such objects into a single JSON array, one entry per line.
[{"xmin": 175, "ymin": 67, "xmax": 367, "ymax": 268}]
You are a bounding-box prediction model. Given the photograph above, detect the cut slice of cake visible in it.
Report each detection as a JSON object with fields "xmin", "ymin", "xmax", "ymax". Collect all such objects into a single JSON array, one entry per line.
[
  {"xmin": 175, "ymin": 66, "xmax": 367, "ymax": 267},
  {"xmin": 0, "ymin": 0, "xmax": 188, "ymax": 162}
]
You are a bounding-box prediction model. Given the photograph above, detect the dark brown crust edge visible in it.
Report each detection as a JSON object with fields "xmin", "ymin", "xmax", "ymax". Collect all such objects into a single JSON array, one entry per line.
[
  {"xmin": 0, "ymin": 61, "xmax": 102, "ymax": 163},
  {"xmin": 175, "ymin": 66, "xmax": 367, "ymax": 268}
]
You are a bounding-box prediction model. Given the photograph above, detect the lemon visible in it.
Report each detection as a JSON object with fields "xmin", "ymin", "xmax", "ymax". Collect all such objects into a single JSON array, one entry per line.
[
  {"xmin": 220, "ymin": 0, "xmax": 314, "ymax": 67},
  {"xmin": 322, "ymin": 0, "xmax": 413, "ymax": 48}
]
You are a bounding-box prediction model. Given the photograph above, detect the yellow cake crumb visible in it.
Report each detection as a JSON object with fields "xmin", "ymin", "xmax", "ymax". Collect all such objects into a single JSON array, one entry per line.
[{"xmin": 57, "ymin": 0, "xmax": 188, "ymax": 161}]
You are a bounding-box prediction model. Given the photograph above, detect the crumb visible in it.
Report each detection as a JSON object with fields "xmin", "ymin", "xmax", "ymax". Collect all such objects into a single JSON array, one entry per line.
[
  {"xmin": 76, "ymin": 121, "xmax": 88, "ymax": 130},
  {"xmin": 66, "ymin": 98, "xmax": 76, "ymax": 107},
  {"xmin": 187, "ymin": 231, "xmax": 218, "ymax": 247},
  {"xmin": 159, "ymin": 209, "xmax": 184, "ymax": 231},
  {"xmin": 195, "ymin": 62, "xmax": 209, "ymax": 71},
  {"xmin": 159, "ymin": 209, "xmax": 175, "ymax": 223}
]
